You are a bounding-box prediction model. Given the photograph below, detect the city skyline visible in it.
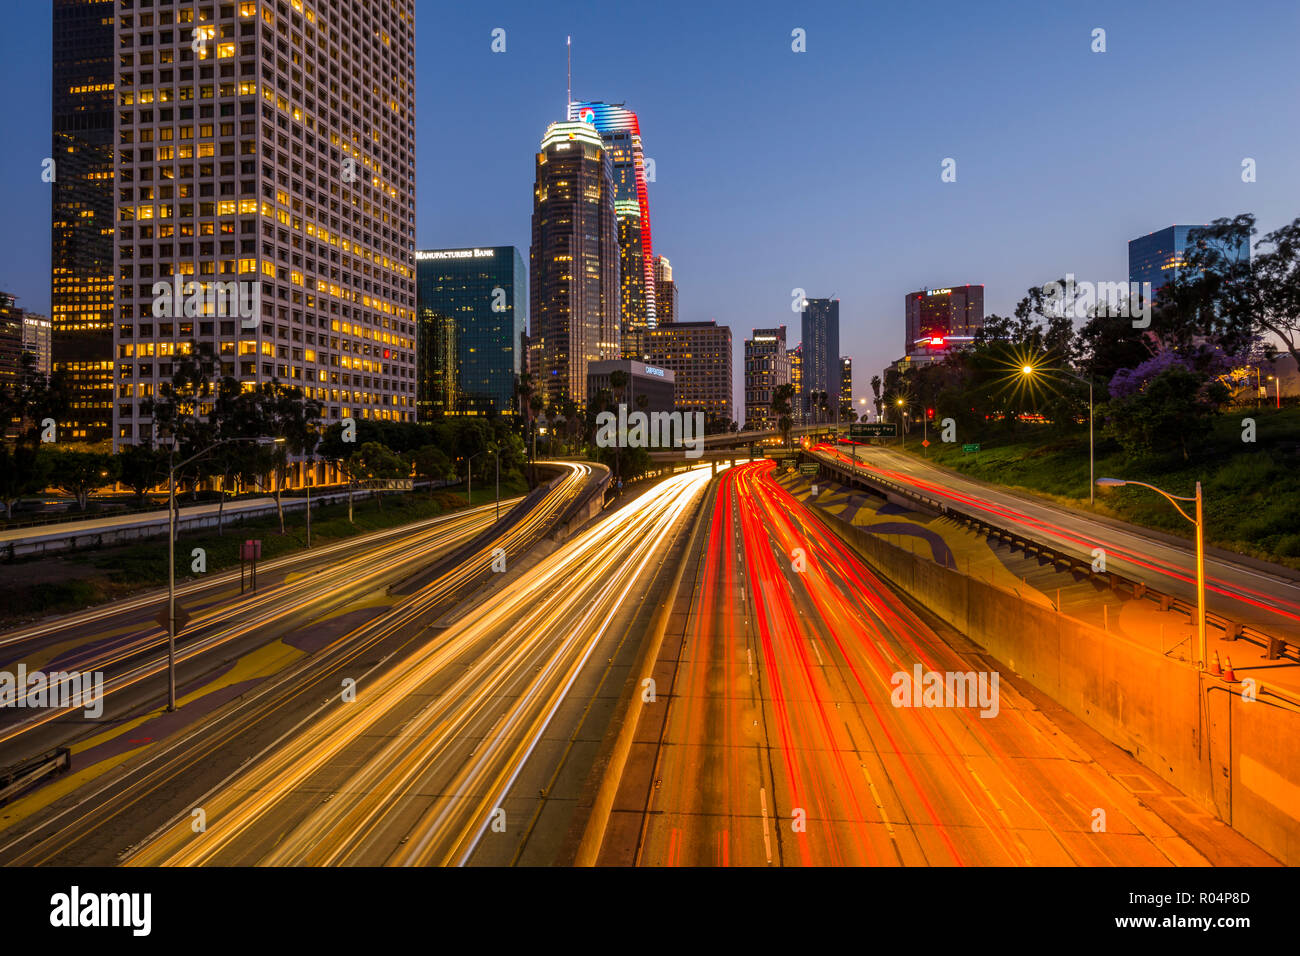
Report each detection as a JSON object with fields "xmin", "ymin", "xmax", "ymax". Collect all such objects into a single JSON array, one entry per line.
[{"xmin": 3, "ymin": 1, "xmax": 1299, "ymax": 416}]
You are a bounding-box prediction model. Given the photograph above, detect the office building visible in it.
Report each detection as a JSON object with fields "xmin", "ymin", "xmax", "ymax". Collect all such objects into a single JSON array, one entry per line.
[
  {"xmin": 51, "ymin": 0, "xmax": 116, "ymax": 444},
  {"xmin": 1128, "ymin": 224, "xmax": 1251, "ymax": 298},
  {"xmin": 586, "ymin": 358, "xmax": 675, "ymax": 416},
  {"xmin": 23, "ymin": 313, "xmax": 54, "ymax": 380},
  {"xmin": 529, "ymin": 120, "xmax": 620, "ymax": 409},
  {"xmin": 569, "ymin": 101, "xmax": 656, "ymax": 334},
  {"xmin": 416, "ymin": 247, "xmax": 526, "ymax": 418},
  {"xmin": 744, "ymin": 326, "xmax": 790, "ymax": 431},
  {"xmin": 654, "ymin": 256, "xmax": 676, "ymax": 325},
  {"xmin": 644, "ymin": 320, "xmax": 732, "ymax": 429},
  {"xmin": 839, "ymin": 356, "xmax": 852, "ymax": 420},
  {"xmin": 800, "ymin": 297, "xmax": 840, "ymax": 420},
  {"xmin": 905, "ymin": 285, "xmax": 984, "ymax": 360},
  {"xmin": 788, "ymin": 344, "xmax": 803, "ymax": 425},
  {"xmin": 0, "ymin": 293, "xmax": 24, "ymax": 390},
  {"xmin": 109, "ymin": 0, "xmax": 418, "ymax": 482}
]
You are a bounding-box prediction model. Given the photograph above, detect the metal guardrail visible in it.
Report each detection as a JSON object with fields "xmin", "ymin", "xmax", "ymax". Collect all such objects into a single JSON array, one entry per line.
[
  {"xmin": 810, "ymin": 450, "xmax": 1300, "ymax": 664},
  {"xmin": 0, "ymin": 747, "xmax": 72, "ymax": 807}
]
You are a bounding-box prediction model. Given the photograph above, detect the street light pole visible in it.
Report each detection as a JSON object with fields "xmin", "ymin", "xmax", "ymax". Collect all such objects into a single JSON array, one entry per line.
[
  {"xmin": 1097, "ymin": 477, "xmax": 1206, "ymax": 670},
  {"xmin": 164, "ymin": 435, "xmax": 283, "ymax": 712},
  {"xmin": 1022, "ymin": 363, "xmax": 1095, "ymax": 505},
  {"xmin": 167, "ymin": 447, "xmax": 176, "ymax": 712}
]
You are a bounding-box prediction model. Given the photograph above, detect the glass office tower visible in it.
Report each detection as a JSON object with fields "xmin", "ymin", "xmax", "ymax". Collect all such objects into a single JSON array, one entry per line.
[
  {"xmin": 568, "ymin": 102, "xmax": 656, "ymax": 335},
  {"xmin": 51, "ymin": 0, "xmax": 116, "ymax": 444},
  {"xmin": 1128, "ymin": 224, "xmax": 1250, "ymax": 296},
  {"xmin": 416, "ymin": 247, "xmax": 527, "ymax": 418}
]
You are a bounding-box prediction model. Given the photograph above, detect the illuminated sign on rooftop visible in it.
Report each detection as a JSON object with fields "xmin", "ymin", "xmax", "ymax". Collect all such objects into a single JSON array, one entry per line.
[{"xmin": 416, "ymin": 249, "xmax": 496, "ymax": 261}]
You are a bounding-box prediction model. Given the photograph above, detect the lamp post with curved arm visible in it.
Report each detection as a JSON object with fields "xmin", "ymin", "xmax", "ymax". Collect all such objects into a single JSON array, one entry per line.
[{"xmin": 1097, "ymin": 477, "xmax": 1206, "ymax": 671}]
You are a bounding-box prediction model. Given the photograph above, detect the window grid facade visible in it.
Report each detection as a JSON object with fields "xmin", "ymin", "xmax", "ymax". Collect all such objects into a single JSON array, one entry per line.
[{"xmin": 110, "ymin": 0, "xmax": 417, "ymax": 450}]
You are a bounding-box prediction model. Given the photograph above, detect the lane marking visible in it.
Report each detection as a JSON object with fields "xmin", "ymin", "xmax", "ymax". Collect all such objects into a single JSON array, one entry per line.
[{"xmin": 759, "ymin": 786, "xmax": 773, "ymax": 864}]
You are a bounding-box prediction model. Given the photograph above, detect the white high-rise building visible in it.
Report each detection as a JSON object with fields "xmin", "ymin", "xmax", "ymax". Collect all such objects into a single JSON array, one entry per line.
[{"xmin": 111, "ymin": 0, "xmax": 417, "ymax": 484}]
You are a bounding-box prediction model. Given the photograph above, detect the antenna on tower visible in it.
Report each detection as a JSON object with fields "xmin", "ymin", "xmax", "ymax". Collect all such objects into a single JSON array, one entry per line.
[{"xmin": 566, "ymin": 36, "xmax": 571, "ymax": 118}]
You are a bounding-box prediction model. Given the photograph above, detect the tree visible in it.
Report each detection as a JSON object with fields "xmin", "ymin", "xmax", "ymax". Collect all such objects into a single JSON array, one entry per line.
[
  {"xmin": 319, "ymin": 421, "xmax": 364, "ymax": 523},
  {"xmin": 255, "ymin": 380, "xmax": 322, "ymax": 533},
  {"xmin": 46, "ymin": 450, "xmax": 118, "ymax": 511},
  {"xmin": 516, "ymin": 372, "xmax": 539, "ymax": 485},
  {"xmin": 354, "ymin": 441, "xmax": 407, "ymax": 511},
  {"xmin": 412, "ymin": 444, "xmax": 455, "ymax": 496},
  {"xmin": 772, "ymin": 383, "xmax": 796, "ymax": 446},
  {"xmin": 118, "ymin": 442, "xmax": 166, "ymax": 507},
  {"xmin": 0, "ymin": 445, "xmax": 49, "ymax": 521},
  {"xmin": 0, "ymin": 351, "xmax": 69, "ymax": 518},
  {"xmin": 1101, "ymin": 350, "xmax": 1231, "ymax": 459}
]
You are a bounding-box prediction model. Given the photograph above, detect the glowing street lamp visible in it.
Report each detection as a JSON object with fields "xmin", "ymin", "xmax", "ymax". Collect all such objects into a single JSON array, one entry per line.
[
  {"xmin": 1097, "ymin": 477, "xmax": 1207, "ymax": 671},
  {"xmin": 1022, "ymin": 362, "xmax": 1095, "ymax": 505}
]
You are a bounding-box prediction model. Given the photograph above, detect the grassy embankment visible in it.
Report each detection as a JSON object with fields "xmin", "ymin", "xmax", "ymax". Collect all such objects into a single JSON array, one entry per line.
[{"xmin": 886, "ymin": 405, "xmax": 1300, "ymax": 570}]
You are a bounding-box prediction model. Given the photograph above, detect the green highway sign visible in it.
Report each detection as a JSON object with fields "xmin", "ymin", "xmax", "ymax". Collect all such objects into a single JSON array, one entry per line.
[
  {"xmin": 799, "ymin": 463, "xmax": 819, "ymax": 476},
  {"xmin": 962, "ymin": 443, "xmax": 981, "ymax": 453},
  {"xmin": 850, "ymin": 423, "xmax": 898, "ymax": 439}
]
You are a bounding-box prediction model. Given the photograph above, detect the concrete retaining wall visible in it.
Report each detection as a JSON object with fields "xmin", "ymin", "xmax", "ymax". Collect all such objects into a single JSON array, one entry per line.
[{"xmin": 815, "ymin": 508, "xmax": 1300, "ymax": 865}]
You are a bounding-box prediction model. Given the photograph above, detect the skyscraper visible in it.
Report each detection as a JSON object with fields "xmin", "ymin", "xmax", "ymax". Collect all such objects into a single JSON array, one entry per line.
[
  {"xmin": 0, "ymin": 293, "xmax": 24, "ymax": 391},
  {"xmin": 788, "ymin": 344, "xmax": 803, "ymax": 425},
  {"xmin": 904, "ymin": 286, "xmax": 984, "ymax": 361},
  {"xmin": 569, "ymin": 102, "xmax": 656, "ymax": 337},
  {"xmin": 23, "ymin": 313, "xmax": 53, "ymax": 380},
  {"xmin": 800, "ymin": 297, "xmax": 840, "ymax": 420},
  {"xmin": 654, "ymin": 256, "xmax": 676, "ymax": 325},
  {"xmin": 645, "ymin": 320, "xmax": 732, "ymax": 429},
  {"xmin": 839, "ymin": 356, "xmax": 853, "ymax": 420},
  {"xmin": 109, "ymin": 0, "xmax": 418, "ymax": 475},
  {"xmin": 51, "ymin": 0, "xmax": 116, "ymax": 444},
  {"xmin": 529, "ymin": 121, "xmax": 620, "ymax": 409},
  {"xmin": 1128, "ymin": 225, "xmax": 1250, "ymax": 297},
  {"xmin": 416, "ymin": 247, "xmax": 527, "ymax": 418},
  {"xmin": 744, "ymin": 326, "xmax": 790, "ymax": 431}
]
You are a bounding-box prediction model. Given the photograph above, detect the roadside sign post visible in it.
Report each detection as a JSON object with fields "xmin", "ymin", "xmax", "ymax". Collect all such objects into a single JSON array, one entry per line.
[
  {"xmin": 241, "ymin": 538, "xmax": 262, "ymax": 594},
  {"xmin": 849, "ymin": 423, "xmax": 897, "ymax": 443}
]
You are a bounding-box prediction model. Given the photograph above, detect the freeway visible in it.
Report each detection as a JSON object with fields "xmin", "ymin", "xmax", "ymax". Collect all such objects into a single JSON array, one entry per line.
[
  {"xmin": 616, "ymin": 460, "xmax": 1273, "ymax": 865},
  {"xmin": 0, "ymin": 498, "xmax": 520, "ymax": 748},
  {"xmin": 0, "ymin": 464, "xmax": 592, "ymax": 863},
  {"xmin": 125, "ymin": 465, "xmax": 711, "ymax": 866},
  {"xmin": 815, "ymin": 443, "xmax": 1300, "ymax": 644}
]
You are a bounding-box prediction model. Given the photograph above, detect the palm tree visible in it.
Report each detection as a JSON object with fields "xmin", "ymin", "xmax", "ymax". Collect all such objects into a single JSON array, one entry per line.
[
  {"xmin": 607, "ymin": 370, "xmax": 629, "ymax": 482},
  {"xmin": 772, "ymin": 383, "xmax": 795, "ymax": 447}
]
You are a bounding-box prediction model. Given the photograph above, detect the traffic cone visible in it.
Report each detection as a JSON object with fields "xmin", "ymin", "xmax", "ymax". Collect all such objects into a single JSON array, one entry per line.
[
  {"xmin": 1222, "ymin": 657, "xmax": 1236, "ymax": 682},
  {"xmin": 1209, "ymin": 650, "xmax": 1222, "ymax": 677}
]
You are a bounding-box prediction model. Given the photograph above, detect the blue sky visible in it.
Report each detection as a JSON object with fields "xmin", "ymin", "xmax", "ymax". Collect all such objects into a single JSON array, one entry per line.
[{"xmin": 3, "ymin": 0, "xmax": 1297, "ymax": 413}]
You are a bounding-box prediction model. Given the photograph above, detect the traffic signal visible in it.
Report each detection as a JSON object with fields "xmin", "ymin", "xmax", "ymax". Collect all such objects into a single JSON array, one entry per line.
[{"xmin": 927, "ymin": 407, "xmax": 935, "ymax": 420}]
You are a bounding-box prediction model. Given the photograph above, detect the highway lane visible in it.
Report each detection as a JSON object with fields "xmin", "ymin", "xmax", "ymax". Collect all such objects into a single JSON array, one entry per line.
[
  {"xmin": 0, "ymin": 499, "xmax": 518, "ymax": 746},
  {"xmin": 126, "ymin": 465, "xmax": 711, "ymax": 867},
  {"xmin": 628, "ymin": 460, "xmax": 1274, "ymax": 866},
  {"xmin": 0, "ymin": 464, "xmax": 593, "ymax": 864},
  {"xmin": 815, "ymin": 443, "xmax": 1300, "ymax": 644}
]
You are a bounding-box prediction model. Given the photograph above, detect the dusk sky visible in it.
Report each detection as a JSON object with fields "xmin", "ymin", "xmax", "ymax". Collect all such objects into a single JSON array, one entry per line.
[{"xmin": 3, "ymin": 0, "xmax": 1297, "ymax": 413}]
